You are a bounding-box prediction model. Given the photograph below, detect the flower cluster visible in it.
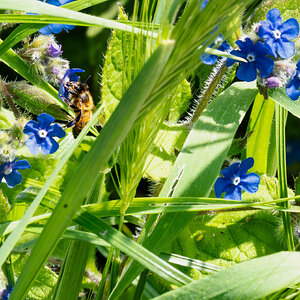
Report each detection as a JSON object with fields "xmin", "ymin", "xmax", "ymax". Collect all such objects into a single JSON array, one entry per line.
[
  {"xmin": 18, "ymin": 35, "xmax": 69, "ymax": 85},
  {"xmin": 227, "ymin": 9, "xmax": 299, "ymax": 85},
  {"xmin": 214, "ymin": 157, "xmax": 260, "ymax": 200},
  {"xmin": 206, "ymin": 8, "xmax": 300, "ymax": 100}
]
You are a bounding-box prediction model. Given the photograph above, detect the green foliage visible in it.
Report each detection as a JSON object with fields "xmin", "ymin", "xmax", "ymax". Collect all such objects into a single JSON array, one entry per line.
[{"xmin": 154, "ymin": 252, "xmax": 300, "ymax": 300}]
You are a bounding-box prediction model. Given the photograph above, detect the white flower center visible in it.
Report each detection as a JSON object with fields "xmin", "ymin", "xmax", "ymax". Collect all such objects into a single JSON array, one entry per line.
[
  {"xmin": 38, "ymin": 129, "xmax": 48, "ymax": 138},
  {"xmin": 232, "ymin": 176, "xmax": 240, "ymax": 186},
  {"xmin": 214, "ymin": 36, "xmax": 223, "ymax": 47},
  {"xmin": 246, "ymin": 53, "xmax": 255, "ymax": 62},
  {"xmin": 3, "ymin": 165, "xmax": 12, "ymax": 175},
  {"xmin": 273, "ymin": 29, "xmax": 281, "ymax": 39}
]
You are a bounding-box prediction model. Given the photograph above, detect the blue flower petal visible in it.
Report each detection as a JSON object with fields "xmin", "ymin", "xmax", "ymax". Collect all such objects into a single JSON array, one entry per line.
[
  {"xmin": 5, "ymin": 170, "xmax": 22, "ymax": 188},
  {"xmin": 239, "ymin": 173, "xmax": 260, "ymax": 193},
  {"xmin": 257, "ymin": 21, "xmax": 273, "ymax": 39},
  {"xmin": 236, "ymin": 62, "xmax": 257, "ymax": 82},
  {"xmin": 214, "ymin": 177, "xmax": 232, "ymax": 198},
  {"xmin": 280, "ymin": 18, "xmax": 300, "ymax": 40},
  {"xmin": 237, "ymin": 157, "xmax": 254, "ymax": 176},
  {"xmin": 264, "ymin": 39, "xmax": 277, "ymax": 57},
  {"xmin": 277, "ymin": 38, "xmax": 295, "ymax": 59},
  {"xmin": 255, "ymin": 56, "xmax": 274, "ymax": 78},
  {"xmin": 47, "ymin": 24, "xmax": 65, "ymax": 34},
  {"xmin": 23, "ymin": 120, "xmax": 39, "ymax": 135},
  {"xmin": 47, "ymin": 123, "xmax": 66, "ymax": 138},
  {"xmin": 266, "ymin": 8, "xmax": 282, "ymax": 27},
  {"xmin": 201, "ymin": 54, "xmax": 218, "ymax": 65},
  {"xmin": 224, "ymin": 185, "xmax": 242, "ymax": 200},
  {"xmin": 13, "ymin": 159, "xmax": 31, "ymax": 170},
  {"xmin": 221, "ymin": 162, "xmax": 240, "ymax": 178},
  {"xmin": 38, "ymin": 26, "xmax": 52, "ymax": 35},
  {"xmin": 226, "ymin": 50, "xmax": 242, "ymax": 67},
  {"xmin": 37, "ymin": 113, "xmax": 55, "ymax": 129},
  {"xmin": 286, "ymin": 80, "xmax": 300, "ymax": 100},
  {"xmin": 25, "ymin": 135, "xmax": 40, "ymax": 155},
  {"xmin": 63, "ymin": 24, "xmax": 75, "ymax": 32},
  {"xmin": 41, "ymin": 137, "xmax": 59, "ymax": 155}
]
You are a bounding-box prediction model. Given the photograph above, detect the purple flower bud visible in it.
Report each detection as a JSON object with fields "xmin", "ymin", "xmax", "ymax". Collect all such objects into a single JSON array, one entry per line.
[
  {"xmin": 266, "ymin": 76, "xmax": 281, "ymax": 88},
  {"xmin": 46, "ymin": 42, "xmax": 63, "ymax": 58}
]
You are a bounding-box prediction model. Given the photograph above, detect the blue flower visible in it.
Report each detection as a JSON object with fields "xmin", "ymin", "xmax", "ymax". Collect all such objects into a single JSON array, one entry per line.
[
  {"xmin": 37, "ymin": 0, "xmax": 75, "ymax": 35},
  {"xmin": 58, "ymin": 68, "xmax": 84, "ymax": 101},
  {"xmin": 257, "ymin": 8, "xmax": 299, "ymax": 59},
  {"xmin": 286, "ymin": 60, "xmax": 300, "ymax": 101},
  {"xmin": 1, "ymin": 285, "xmax": 13, "ymax": 299},
  {"xmin": 201, "ymin": 0, "xmax": 209, "ymax": 10},
  {"xmin": 201, "ymin": 35, "xmax": 231, "ymax": 65},
  {"xmin": 214, "ymin": 157, "xmax": 260, "ymax": 200},
  {"xmin": 0, "ymin": 159, "xmax": 30, "ymax": 188},
  {"xmin": 226, "ymin": 38, "xmax": 274, "ymax": 82},
  {"xmin": 23, "ymin": 113, "xmax": 66, "ymax": 155}
]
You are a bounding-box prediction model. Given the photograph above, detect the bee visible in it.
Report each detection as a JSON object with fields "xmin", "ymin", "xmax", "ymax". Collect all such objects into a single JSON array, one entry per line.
[{"xmin": 64, "ymin": 80, "xmax": 94, "ymax": 138}]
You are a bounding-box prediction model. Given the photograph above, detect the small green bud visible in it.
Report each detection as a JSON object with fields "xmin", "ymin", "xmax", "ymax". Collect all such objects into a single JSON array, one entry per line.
[{"xmin": 0, "ymin": 81, "xmax": 69, "ymax": 121}]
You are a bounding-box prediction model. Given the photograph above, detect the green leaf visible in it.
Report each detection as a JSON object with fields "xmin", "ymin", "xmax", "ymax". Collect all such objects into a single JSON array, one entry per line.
[
  {"xmin": 245, "ymin": 93, "xmax": 275, "ymax": 174},
  {"xmin": 269, "ymin": 88, "xmax": 300, "ymax": 119},
  {"xmin": 0, "ymin": 0, "xmax": 154, "ymax": 35},
  {"xmin": 144, "ymin": 123, "xmax": 189, "ymax": 182},
  {"xmin": 110, "ymin": 81, "xmax": 258, "ymax": 299},
  {"xmin": 153, "ymin": 251, "xmax": 300, "ymax": 300},
  {"xmin": 0, "ymin": 0, "xmax": 110, "ymax": 58},
  {"xmin": 13, "ymin": 253, "xmax": 57, "ymax": 299},
  {"xmin": 76, "ymin": 212, "xmax": 192, "ymax": 287},
  {"xmin": 0, "ymin": 107, "xmax": 16, "ymax": 129}
]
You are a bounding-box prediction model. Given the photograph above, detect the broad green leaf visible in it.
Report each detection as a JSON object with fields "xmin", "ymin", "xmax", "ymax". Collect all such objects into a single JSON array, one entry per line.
[
  {"xmin": 110, "ymin": 81, "xmax": 258, "ymax": 299},
  {"xmin": 144, "ymin": 123, "xmax": 189, "ymax": 182},
  {"xmin": 0, "ymin": 191, "xmax": 10, "ymax": 223},
  {"xmin": 269, "ymin": 88, "xmax": 300, "ymax": 119},
  {"xmin": 245, "ymin": 93, "xmax": 275, "ymax": 174},
  {"xmin": 153, "ymin": 251, "xmax": 300, "ymax": 300},
  {"xmin": 13, "ymin": 253, "xmax": 57, "ymax": 299},
  {"xmin": 0, "ymin": 107, "xmax": 16, "ymax": 129}
]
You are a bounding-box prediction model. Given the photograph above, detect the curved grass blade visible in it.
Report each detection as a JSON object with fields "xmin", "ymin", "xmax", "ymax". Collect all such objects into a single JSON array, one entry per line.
[
  {"xmin": 0, "ymin": 0, "xmax": 110, "ymax": 58},
  {"xmin": 0, "ymin": 0, "xmax": 156, "ymax": 36},
  {"xmin": 75, "ymin": 211, "xmax": 192, "ymax": 286},
  {"xmin": 8, "ymin": 42, "xmax": 175, "ymax": 300},
  {"xmin": 153, "ymin": 251, "xmax": 300, "ymax": 300}
]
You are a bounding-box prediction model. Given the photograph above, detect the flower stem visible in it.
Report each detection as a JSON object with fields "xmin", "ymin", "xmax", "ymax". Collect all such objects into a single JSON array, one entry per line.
[{"xmin": 275, "ymin": 104, "xmax": 294, "ymax": 251}]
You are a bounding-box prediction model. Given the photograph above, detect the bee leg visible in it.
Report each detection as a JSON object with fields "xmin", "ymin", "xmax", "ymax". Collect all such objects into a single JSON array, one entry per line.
[{"xmin": 65, "ymin": 112, "xmax": 81, "ymax": 128}]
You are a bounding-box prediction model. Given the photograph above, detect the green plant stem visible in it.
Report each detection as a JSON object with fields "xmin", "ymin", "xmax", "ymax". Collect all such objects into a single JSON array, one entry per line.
[
  {"xmin": 133, "ymin": 269, "xmax": 148, "ymax": 300},
  {"xmin": 275, "ymin": 104, "xmax": 294, "ymax": 251},
  {"xmin": 1, "ymin": 254, "xmax": 15, "ymax": 287},
  {"xmin": 96, "ymin": 246, "xmax": 115, "ymax": 300}
]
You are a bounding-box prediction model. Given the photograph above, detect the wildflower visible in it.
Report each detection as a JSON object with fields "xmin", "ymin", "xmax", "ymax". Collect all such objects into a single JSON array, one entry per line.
[
  {"xmin": 201, "ymin": 35, "xmax": 231, "ymax": 65},
  {"xmin": 214, "ymin": 157, "xmax": 260, "ymax": 200},
  {"xmin": 226, "ymin": 38, "xmax": 274, "ymax": 82},
  {"xmin": 286, "ymin": 60, "xmax": 300, "ymax": 101},
  {"xmin": 46, "ymin": 42, "xmax": 63, "ymax": 58},
  {"xmin": 58, "ymin": 68, "xmax": 84, "ymax": 101},
  {"xmin": 37, "ymin": 0, "xmax": 75, "ymax": 35},
  {"xmin": 257, "ymin": 8, "xmax": 299, "ymax": 59},
  {"xmin": 1, "ymin": 285, "xmax": 13, "ymax": 299},
  {"xmin": 23, "ymin": 113, "xmax": 66, "ymax": 155},
  {"xmin": 201, "ymin": 0, "xmax": 209, "ymax": 10},
  {"xmin": 0, "ymin": 158, "xmax": 30, "ymax": 188}
]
